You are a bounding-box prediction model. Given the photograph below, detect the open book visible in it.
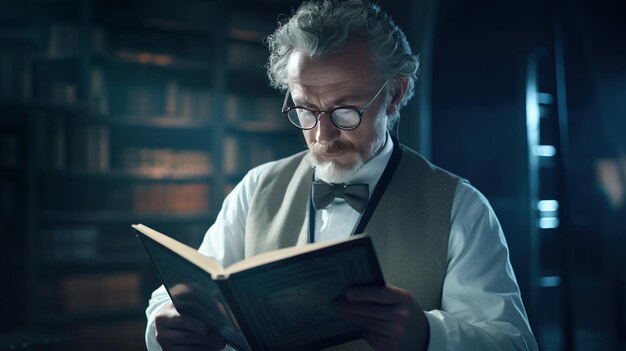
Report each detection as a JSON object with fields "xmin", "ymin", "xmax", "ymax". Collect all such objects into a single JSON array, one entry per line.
[{"xmin": 133, "ymin": 223, "xmax": 384, "ymax": 351}]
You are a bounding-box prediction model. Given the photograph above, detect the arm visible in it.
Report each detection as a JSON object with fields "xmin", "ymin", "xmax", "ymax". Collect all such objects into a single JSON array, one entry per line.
[
  {"xmin": 144, "ymin": 163, "xmax": 270, "ymax": 350},
  {"xmin": 334, "ymin": 182, "xmax": 538, "ymax": 350},
  {"xmin": 424, "ymin": 182, "xmax": 538, "ymax": 350}
]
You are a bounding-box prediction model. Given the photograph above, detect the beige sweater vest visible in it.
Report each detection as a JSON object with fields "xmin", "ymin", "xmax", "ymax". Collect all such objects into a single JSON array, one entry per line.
[{"xmin": 244, "ymin": 145, "xmax": 460, "ymax": 350}]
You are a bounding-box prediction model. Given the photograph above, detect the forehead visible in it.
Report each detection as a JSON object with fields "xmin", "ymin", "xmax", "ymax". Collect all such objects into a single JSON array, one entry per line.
[{"xmin": 286, "ymin": 39, "xmax": 379, "ymax": 98}]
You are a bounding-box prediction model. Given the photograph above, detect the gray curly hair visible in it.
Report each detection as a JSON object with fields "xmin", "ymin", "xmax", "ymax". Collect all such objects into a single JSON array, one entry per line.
[{"xmin": 265, "ymin": 0, "xmax": 419, "ymax": 128}]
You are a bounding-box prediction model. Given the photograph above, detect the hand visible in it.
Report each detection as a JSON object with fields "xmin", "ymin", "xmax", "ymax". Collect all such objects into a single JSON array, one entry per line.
[
  {"xmin": 333, "ymin": 285, "xmax": 430, "ymax": 351},
  {"xmin": 154, "ymin": 302, "xmax": 227, "ymax": 351}
]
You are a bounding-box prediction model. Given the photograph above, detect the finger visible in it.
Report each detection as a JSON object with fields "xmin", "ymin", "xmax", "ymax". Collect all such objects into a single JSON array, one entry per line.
[
  {"xmin": 334, "ymin": 298, "xmax": 410, "ymax": 321},
  {"xmin": 346, "ymin": 285, "xmax": 412, "ymax": 304},
  {"xmin": 362, "ymin": 329, "xmax": 399, "ymax": 351},
  {"xmin": 342, "ymin": 314, "xmax": 405, "ymax": 337},
  {"xmin": 173, "ymin": 314, "xmax": 212, "ymax": 336},
  {"xmin": 166, "ymin": 345, "xmax": 225, "ymax": 351},
  {"xmin": 172, "ymin": 338, "xmax": 227, "ymax": 350},
  {"xmin": 156, "ymin": 311, "xmax": 211, "ymax": 336},
  {"xmin": 156, "ymin": 327, "xmax": 225, "ymax": 347}
]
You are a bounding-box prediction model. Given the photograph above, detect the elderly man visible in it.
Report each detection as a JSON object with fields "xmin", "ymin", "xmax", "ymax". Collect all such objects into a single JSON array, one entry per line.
[{"xmin": 145, "ymin": 1, "xmax": 538, "ymax": 350}]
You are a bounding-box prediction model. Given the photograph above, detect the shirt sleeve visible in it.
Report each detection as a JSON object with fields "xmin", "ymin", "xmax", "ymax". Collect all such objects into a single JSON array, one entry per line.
[
  {"xmin": 144, "ymin": 162, "xmax": 272, "ymax": 351},
  {"xmin": 424, "ymin": 181, "xmax": 538, "ymax": 351}
]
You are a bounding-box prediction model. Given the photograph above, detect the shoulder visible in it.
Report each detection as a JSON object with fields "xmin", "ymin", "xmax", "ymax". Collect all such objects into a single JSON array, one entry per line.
[
  {"xmin": 399, "ymin": 144, "xmax": 464, "ymax": 183},
  {"xmin": 396, "ymin": 145, "xmax": 465, "ymax": 203},
  {"xmin": 452, "ymin": 182, "xmax": 492, "ymax": 216},
  {"xmin": 450, "ymin": 181, "xmax": 501, "ymax": 241},
  {"xmin": 220, "ymin": 150, "xmax": 309, "ymax": 217},
  {"xmin": 242, "ymin": 150, "xmax": 309, "ymax": 188}
]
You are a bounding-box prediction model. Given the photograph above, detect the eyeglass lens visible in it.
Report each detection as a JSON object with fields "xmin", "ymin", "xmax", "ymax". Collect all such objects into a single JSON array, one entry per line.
[{"xmin": 286, "ymin": 108, "xmax": 361, "ymax": 130}]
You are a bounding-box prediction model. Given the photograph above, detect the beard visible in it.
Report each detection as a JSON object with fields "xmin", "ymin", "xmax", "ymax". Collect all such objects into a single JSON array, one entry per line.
[
  {"xmin": 309, "ymin": 144, "xmax": 365, "ymax": 183},
  {"xmin": 308, "ymin": 121, "xmax": 387, "ymax": 184}
]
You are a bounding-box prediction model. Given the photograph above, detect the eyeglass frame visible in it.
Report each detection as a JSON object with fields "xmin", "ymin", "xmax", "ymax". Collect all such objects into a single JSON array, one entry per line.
[{"xmin": 281, "ymin": 80, "xmax": 389, "ymax": 131}]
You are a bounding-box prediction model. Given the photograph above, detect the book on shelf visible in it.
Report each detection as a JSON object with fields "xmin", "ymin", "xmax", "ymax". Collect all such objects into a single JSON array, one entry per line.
[
  {"xmin": 229, "ymin": 12, "xmax": 276, "ymax": 43},
  {"xmin": 49, "ymin": 117, "xmax": 67, "ymax": 169},
  {"xmin": 48, "ymin": 226, "xmax": 100, "ymax": 261},
  {"xmin": 71, "ymin": 319, "xmax": 146, "ymax": 351},
  {"xmin": 85, "ymin": 125, "xmax": 110, "ymax": 171},
  {"xmin": 121, "ymin": 148, "xmax": 213, "ymax": 176},
  {"xmin": 60, "ymin": 271, "xmax": 141, "ymax": 313},
  {"xmin": 225, "ymin": 94, "xmax": 282, "ymax": 125},
  {"xmin": 133, "ymin": 223, "xmax": 384, "ymax": 351},
  {"xmin": 92, "ymin": 26, "xmax": 107, "ymax": 53},
  {"xmin": 227, "ymin": 42, "xmax": 268, "ymax": 68},
  {"xmin": 0, "ymin": 180, "xmax": 17, "ymax": 215},
  {"xmin": 109, "ymin": 80, "xmax": 212, "ymax": 119},
  {"xmin": 166, "ymin": 80, "xmax": 213, "ymax": 119},
  {"xmin": 51, "ymin": 121, "xmax": 109, "ymax": 171},
  {"xmin": 90, "ymin": 68, "xmax": 109, "ymax": 115},
  {"xmin": 48, "ymin": 81, "xmax": 78, "ymax": 105},
  {"xmin": 48, "ymin": 22, "xmax": 81, "ymax": 55},
  {"xmin": 0, "ymin": 53, "xmax": 32, "ymax": 101},
  {"xmin": 132, "ymin": 183, "xmax": 210, "ymax": 214},
  {"xmin": 223, "ymin": 136, "xmax": 297, "ymax": 174},
  {"xmin": 222, "ymin": 136, "xmax": 238, "ymax": 174},
  {"xmin": 132, "ymin": 0, "xmax": 214, "ymax": 31},
  {"xmin": 0, "ymin": 132, "xmax": 20, "ymax": 168},
  {"xmin": 224, "ymin": 183, "xmax": 236, "ymax": 198}
]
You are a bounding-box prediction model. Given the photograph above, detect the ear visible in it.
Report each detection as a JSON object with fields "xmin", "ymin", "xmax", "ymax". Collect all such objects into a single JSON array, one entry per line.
[{"xmin": 386, "ymin": 77, "xmax": 409, "ymax": 116}]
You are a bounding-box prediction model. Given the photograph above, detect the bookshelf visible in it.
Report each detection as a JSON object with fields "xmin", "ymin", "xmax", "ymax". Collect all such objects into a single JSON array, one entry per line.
[{"xmin": 0, "ymin": 0, "xmax": 303, "ymax": 349}]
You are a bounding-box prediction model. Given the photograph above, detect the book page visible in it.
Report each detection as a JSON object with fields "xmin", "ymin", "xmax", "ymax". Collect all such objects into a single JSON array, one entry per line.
[
  {"xmin": 224, "ymin": 234, "xmax": 368, "ymax": 276},
  {"xmin": 132, "ymin": 223, "xmax": 224, "ymax": 277},
  {"xmin": 224, "ymin": 236, "xmax": 383, "ymax": 351},
  {"xmin": 136, "ymin": 225, "xmax": 250, "ymax": 351}
]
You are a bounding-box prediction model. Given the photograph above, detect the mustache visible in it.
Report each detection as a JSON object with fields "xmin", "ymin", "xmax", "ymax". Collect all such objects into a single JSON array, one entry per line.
[{"xmin": 309, "ymin": 141, "xmax": 354, "ymax": 156}]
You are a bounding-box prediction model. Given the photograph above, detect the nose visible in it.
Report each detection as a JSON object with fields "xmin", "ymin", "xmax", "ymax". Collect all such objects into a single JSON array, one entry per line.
[{"xmin": 315, "ymin": 112, "xmax": 341, "ymax": 144}]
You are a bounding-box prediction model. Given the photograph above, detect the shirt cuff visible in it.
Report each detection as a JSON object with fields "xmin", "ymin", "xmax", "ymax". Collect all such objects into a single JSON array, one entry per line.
[
  {"xmin": 425, "ymin": 310, "xmax": 447, "ymax": 351},
  {"xmin": 145, "ymin": 318, "xmax": 162, "ymax": 351}
]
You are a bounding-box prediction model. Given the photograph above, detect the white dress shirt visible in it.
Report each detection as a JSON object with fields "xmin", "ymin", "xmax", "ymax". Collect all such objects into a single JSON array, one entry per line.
[{"xmin": 145, "ymin": 136, "xmax": 538, "ymax": 351}]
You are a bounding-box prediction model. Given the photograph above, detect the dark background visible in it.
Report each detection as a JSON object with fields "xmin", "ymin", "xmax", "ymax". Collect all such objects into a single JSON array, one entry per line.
[{"xmin": 1, "ymin": 0, "xmax": 624, "ymax": 350}]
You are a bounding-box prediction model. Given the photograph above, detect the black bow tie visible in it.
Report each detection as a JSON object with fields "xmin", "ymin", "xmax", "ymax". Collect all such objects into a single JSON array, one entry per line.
[{"xmin": 312, "ymin": 181, "xmax": 369, "ymax": 213}]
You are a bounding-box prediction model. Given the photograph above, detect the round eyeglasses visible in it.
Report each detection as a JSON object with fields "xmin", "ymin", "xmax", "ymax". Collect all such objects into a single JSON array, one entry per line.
[{"xmin": 281, "ymin": 81, "xmax": 388, "ymax": 131}]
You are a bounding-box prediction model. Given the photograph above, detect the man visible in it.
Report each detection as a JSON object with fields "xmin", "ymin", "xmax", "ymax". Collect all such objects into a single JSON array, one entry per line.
[{"xmin": 145, "ymin": 1, "xmax": 538, "ymax": 350}]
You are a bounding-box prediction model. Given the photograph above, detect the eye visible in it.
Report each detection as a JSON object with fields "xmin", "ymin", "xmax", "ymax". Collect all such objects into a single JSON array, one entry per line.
[
  {"xmin": 285, "ymin": 108, "xmax": 318, "ymax": 129},
  {"xmin": 331, "ymin": 108, "xmax": 360, "ymax": 127},
  {"xmin": 296, "ymin": 108, "xmax": 316, "ymax": 119}
]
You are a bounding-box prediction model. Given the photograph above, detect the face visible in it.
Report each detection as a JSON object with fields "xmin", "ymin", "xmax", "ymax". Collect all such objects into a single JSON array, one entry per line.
[{"xmin": 286, "ymin": 40, "xmax": 400, "ymax": 183}]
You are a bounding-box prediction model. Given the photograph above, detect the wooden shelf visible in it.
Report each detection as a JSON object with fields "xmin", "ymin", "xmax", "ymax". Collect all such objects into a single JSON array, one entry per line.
[
  {"xmin": 105, "ymin": 115, "xmax": 213, "ymax": 129},
  {"xmin": 43, "ymin": 254, "xmax": 150, "ymax": 270},
  {"xmin": 227, "ymin": 65, "xmax": 270, "ymax": 79},
  {"xmin": 229, "ymin": 0, "xmax": 291, "ymax": 15},
  {"xmin": 39, "ymin": 211, "xmax": 214, "ymax": 223},
  {"xmin": 97, "ymin": 14, "xmax": 214, "ymax": 37},
  {"xmin": 29, "ymin": 52, "xmax": 82, "ymax": 63},
  {"xmin": 226, "ymin": 67, "xmax": 276, "ymax": 95},
  {"xmin": 0, "ymin": 166, "xmax": 23, "ymax": 175},
  {"xmin": 46, "ymin": 112, "xmax": 213, "ymax": 129},
  {"xmin": 229, "ymin": 29, "xmax": 267, "ymax": 45},
  {"xmin": 226, "ymin": 120, "xmax": 296, "ymax": 134},
  {"xmin": 0, "ymin": 331, "xmax": 68, "ymax": 350},
  {"xmin": 0, "ymin": 100, "xmax": 87, "ymax": 114},
  {"xmin": 1, "ymin": 0, "xmax": 303, "ymax": 336},
  {"xmin": 94, "ymin": 52, "xmax": 214, "ymax": 73},
  {"xmin": 0, "ymin": 100, "xmax": 30, "ymax": 114},
  {"xmin": 227, "ymin": 172, "xmax": 247, "ymax": 182},
  {"xmin": 42, "ymin": 168, "xmax": 214, "ymax": 182},
  {"xmin": 40, "ymin": 306, "xmax": 146, "ymax": 326},
  {"xmin": 0, "ymin": 213, "xmax": 25, "ymax": 223}
]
